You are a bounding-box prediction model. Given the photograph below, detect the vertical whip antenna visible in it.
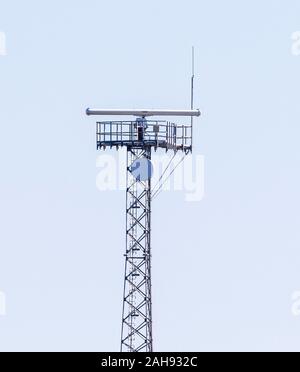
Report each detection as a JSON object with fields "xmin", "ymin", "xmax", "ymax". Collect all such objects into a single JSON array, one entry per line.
[{"xmin": 191, "ymin": 47, "xmax": 195, "ymax": 151}]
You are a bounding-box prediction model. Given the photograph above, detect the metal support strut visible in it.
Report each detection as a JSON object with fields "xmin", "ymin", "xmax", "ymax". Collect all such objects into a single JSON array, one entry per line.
[{"xmin": 121, "ymin": 146, "xmax": 153, "ymax": 352}]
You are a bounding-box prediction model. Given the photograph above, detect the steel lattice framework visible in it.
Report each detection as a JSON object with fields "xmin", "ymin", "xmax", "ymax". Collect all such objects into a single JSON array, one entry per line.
[
  {"xmin": 87, "ymin": 106, "xmax": 200, "ymax": 352},
  {"xmin": 121, "ymin": 147, "xmax": 153, "ymax": 352}
]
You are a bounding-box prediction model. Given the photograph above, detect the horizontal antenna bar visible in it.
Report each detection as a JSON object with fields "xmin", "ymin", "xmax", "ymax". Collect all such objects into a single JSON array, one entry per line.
[{"xmin": 86, "ymin": 108, "xmax": 201, "ymax": 117}]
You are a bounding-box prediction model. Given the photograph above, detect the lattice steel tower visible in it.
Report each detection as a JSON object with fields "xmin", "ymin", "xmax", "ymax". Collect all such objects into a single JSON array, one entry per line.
[{"xmin": 87, "ymin": 80, "xmax": 200, "ymax": 352}]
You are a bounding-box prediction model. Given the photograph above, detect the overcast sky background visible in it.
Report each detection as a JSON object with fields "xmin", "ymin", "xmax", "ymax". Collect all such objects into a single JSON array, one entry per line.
[{"xmin": 1, "ymin": 0, "xmax": 300, "ymax": 351}]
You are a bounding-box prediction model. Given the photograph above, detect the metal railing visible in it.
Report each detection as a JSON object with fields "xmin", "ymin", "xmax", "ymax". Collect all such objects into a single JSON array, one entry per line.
[{"xmin": 96, "ymin": 120, "xmax": 192, "ymax": 151}]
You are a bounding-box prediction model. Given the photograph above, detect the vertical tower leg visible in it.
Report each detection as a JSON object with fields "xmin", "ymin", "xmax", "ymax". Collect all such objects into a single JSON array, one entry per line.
[{"xmin": 121, "ymin": 146, "xmax": 153, "ymax": 352}]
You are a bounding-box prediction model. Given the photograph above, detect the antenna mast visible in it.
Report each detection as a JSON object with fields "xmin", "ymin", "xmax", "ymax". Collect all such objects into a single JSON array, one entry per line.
[
  {"xmin": 191, "ymin": 47, "xmax": 195, "ymax": 150},
  {"xmin": 87, "ymin": 96, "xmax": 200, "ymax": 352}
]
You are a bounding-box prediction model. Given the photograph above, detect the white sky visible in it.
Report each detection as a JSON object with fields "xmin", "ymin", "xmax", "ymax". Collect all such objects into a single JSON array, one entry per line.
[{"xmin": 0, "ymin": 0, "xmax": 300, "ymax": 351}]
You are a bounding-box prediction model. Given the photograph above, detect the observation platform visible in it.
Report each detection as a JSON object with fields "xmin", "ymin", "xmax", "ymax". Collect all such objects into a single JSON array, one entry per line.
[{"xmin": 96, "ymin": 120, "xmax": 192, "ymax": 153}]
